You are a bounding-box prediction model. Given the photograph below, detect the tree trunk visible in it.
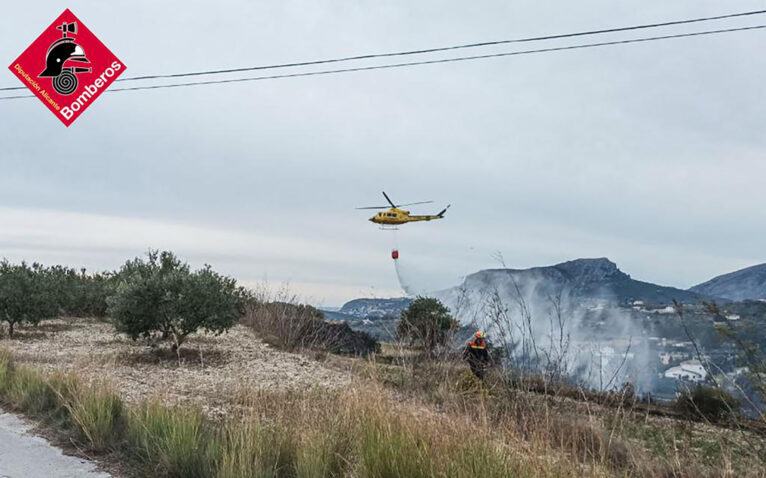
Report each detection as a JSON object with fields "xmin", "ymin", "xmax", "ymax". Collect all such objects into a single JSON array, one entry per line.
[
  {"xmin": 171, "ymin": 331, "xmax": 186, "ymax": 366},
  {"xmin": 170, "ymin": 330, "xmax": 186, "ymax": 351},
  {"xmin": 8, "ymin": 321, "xmax": 14, "ymax": 338}
]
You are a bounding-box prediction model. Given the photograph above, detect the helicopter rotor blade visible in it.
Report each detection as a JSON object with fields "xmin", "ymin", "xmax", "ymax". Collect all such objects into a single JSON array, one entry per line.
[
  {"xmin": 382, "ymin": 191, "xmax": 397, "ymax": 208},
  {"xmin": 356, "ymin": 206, "xmax": 390, "ymax": 210},
  {"xmin": 394, "ymin": 200, "xmax": 434, "ymax": 207}
]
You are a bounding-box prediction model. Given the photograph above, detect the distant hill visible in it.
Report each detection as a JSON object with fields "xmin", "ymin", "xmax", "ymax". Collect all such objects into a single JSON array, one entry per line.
[
  {"xmin": 690, "ymin": 263, "xmax": 766, "ymax": 301},
  {"xmin": 438, "ymin": 258, "xmax": 705, "ymax": 307},
  {"xmin": 334, "ymin": 258, "xmax": 712, "ymax": 325},
  {"xmin": 319, "ymin": 309, "xmax": 358, "ymax": 321},
  {"xmin": 338, "ymin": 297, "xmax": 413, "ymax": 319}
]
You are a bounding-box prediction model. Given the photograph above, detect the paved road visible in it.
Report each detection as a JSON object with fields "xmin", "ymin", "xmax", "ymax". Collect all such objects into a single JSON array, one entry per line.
[{"xmin": 0, "ymin": 411, "xmax": 111, "ymax": 478}]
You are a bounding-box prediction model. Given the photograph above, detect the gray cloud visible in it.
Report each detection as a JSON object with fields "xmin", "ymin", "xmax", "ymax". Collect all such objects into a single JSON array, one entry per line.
[{"xmin": 1, "ymin": 0, "xmax": 765, "ymax": 304}]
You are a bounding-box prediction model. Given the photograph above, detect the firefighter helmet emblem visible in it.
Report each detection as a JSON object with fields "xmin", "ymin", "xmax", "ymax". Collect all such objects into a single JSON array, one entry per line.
[{"xmin": 38, "ymin": 21, "xmax": 91, "ymax": 95}]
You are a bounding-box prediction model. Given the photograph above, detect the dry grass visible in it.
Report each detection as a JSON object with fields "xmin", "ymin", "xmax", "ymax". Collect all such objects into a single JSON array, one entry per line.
[
  {"xmin": 126, "ymin": 401, "xmax": 216, "ymax": 477},
  {"xmin": 242, "ymin": 301, "xmax": 378, "ymax": 357},
  {"xmin": 2, "ymin": 319, "xmax": 766, "ymax": 477},
  {"xmin": 361, "ymin": 345, "xmax": 766, "ymax": 478},
  {"xmin": 225, "ymin": 384, "xmax": 602, "ymax": 477},
  {"xmin": 1, "ymin": 351, "xmax": 598, "ymax": 477},
  {"xmin": 1, "ymin": 318, "xmax": 351, "ymax": 418}
]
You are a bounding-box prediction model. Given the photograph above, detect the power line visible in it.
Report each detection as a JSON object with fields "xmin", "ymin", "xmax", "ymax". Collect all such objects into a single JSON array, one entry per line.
[
  {"xmin": 93, "ymin": 8, "xmax": 766, "ymax": 82},
  {"xmin": 1, "ymin": 8, "xmax": 765, "ymax": 93},
  {"xmin": 1, "ymin": 24, "xmax": 764, "ymax": 100}
]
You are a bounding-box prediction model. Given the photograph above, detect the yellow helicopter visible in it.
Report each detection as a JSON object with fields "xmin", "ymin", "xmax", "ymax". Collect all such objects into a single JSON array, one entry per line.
[{"xmin": 357, "ymin": 192, "xmax": 450, "ymax": 227}]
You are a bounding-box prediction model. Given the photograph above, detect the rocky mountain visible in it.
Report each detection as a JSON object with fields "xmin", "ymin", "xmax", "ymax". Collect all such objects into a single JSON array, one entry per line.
[
  {"xmin": 335, "ymin": 258, "xmax": 712, "ymax": 324},
  {"xmin": 439, "ymin": 258, "xmax": 704, "ymax": 307},
  {"xmin": 690, "ymin": 263, "xmax": 766, "ymax": 301},
  {"xmin": 338, "ymin": 297, "xmax": 413, "ymax": 319}
]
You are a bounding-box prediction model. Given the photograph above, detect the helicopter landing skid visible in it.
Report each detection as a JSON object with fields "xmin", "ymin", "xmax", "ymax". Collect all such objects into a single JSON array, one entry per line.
[{"xmin": 379, "ymin": 225, "xmax": 399, "ymax": 231}]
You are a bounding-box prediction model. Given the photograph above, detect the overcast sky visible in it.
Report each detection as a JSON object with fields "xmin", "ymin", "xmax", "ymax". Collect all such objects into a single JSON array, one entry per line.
[{"xmin": 1, "ymin": 1, "xmax": 765, "ymax": 305}]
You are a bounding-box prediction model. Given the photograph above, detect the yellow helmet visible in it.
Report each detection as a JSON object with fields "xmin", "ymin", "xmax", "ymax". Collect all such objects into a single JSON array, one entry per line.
[{"xmin": 474, "ymin": 330, "xmax": 485, "ymax": 339}]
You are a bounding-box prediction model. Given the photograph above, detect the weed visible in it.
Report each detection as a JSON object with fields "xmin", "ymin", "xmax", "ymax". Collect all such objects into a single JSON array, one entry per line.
[
  {"xmin": 63, "ymin": 382, "xmax": 124, "ymax": 451},
  {"xmin": 359, "ymin": 411, "xmax": 435, "ymax": 478},
  {"xmin": 126, "ymin": 401, "xmax": 216, "ymax": 478}
]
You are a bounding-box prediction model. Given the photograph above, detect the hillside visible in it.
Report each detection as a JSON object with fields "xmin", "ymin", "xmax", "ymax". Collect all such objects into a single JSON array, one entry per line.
[
  {"xmin": 335, "ymin": 258, "xmax": 715, "ymax": 327},
  {"xmin": 2, "ymin": 317, "xmax": 764, "ymax": 477},
  {"xmin": 690, "ymin": 263, "xmax": 766, "ymax": 301},
  {"xmin": 446, "ymin": 258, "xmax": 706, "ymax": 306},
  {"xmin": 338, "ymin": 297, "xmax": 412, "ymax": 319}
]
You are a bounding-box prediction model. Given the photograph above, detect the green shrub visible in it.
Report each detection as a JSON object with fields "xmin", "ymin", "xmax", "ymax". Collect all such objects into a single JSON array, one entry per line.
[
  {"xmin": 674, "ymin": 385, "xmax": 739, "ymax": 422},
  {"xmin": 44, "ymin": 265, "xmax": 116, "ymax": 318},
  {"xmin": 109, "ymin": 251, "xmax": 246, "ymax": 351},
  {"xmin": 397, "ymin": 297, "xmax": 458, "ymax": 354},
  {"xmin": 0, "ymin": 261, "xmax": 58, "ymax": 338},
  {"xmin": 0, "ymin": 261, "xmax": 114, "ymax": 338}
]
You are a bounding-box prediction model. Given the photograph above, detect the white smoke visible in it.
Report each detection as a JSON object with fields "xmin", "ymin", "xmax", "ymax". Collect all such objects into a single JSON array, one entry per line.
[
  {"xmin": 393, "ymin": 256, "xmax": 418, "ymax": 296},
  {"xmin": 435, "ymin": 273, "xmax": 654, "ymax": 392}
]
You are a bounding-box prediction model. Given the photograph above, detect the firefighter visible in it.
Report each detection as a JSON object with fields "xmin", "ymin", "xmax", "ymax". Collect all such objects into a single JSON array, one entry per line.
[{"xmin": 464, "ymin": 330, "xmax": 490, "ymax": 379}]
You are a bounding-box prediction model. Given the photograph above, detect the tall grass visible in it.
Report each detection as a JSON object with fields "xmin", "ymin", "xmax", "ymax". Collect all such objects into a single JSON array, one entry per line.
[
  {"xmin": 1, "ymin": 349, "xmax": 761, "ymax": 477},
  {"xmin": 217, "ymin": 418, "xmax": 297, "ymax": 478},
  {"xmin": 295, "ymin": 420, "xmax": 353, "ymax": 478},
  {"xmin": 63, "ymin": 381, "xmax": 124, "ymax": 451},
  {"xmin": 0, "ymin": 350, "xmax": 660, "ymax": 477},
  {"xmin": 358, "ymin": 411, "xmax": 435, "ymax": 478},
  {"xmin": 0, "ymin": 350, "xmax": 122, "ymax": 451},
  {"xmin": 4, "ymin": 366, "xmax": 59, "ymax": 415},
  {"xmin": 126, "ymin": 401, "xmax": 216, "ymax": 478}
]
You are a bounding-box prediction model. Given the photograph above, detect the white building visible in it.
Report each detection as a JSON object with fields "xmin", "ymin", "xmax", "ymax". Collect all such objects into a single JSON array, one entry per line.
[
  {"xmin": 664, "ymin": 360, "xmax": 707, "ymax": 382},
  {"xmin": 654, "ymin": 306, "xmax": 676, "ymax": 315}
]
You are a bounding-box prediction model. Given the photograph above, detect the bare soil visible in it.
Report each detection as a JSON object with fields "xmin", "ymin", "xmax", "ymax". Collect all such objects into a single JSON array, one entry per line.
[{"xmin": 1, "ymin": 318, "xmax": 352, "ymax": 419}]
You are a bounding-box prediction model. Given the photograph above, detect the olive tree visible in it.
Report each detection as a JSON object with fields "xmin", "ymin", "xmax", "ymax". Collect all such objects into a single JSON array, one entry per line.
[
  {"xmin": 397, "ymin": 296, "xmax": 458, "ymax": 354},
  {"xmin": 108, "ymin": 251, "xmax": 246, "ymax": 350},
  {"xmin": 44, "ymin": 265, "xmax": 115, "ymax": 318},
  {"xmin": 0, "ymin": 260, "xmax": 57, "ymax": 338}
]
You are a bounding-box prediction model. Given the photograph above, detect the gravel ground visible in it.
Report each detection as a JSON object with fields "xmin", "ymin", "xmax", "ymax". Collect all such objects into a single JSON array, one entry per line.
[{"xmin": 1, "ymin": 318, "xmax": 352, "ymax": 418}]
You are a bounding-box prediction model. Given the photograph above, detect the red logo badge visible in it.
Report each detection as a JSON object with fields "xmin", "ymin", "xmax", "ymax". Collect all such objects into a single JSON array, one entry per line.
[{"xmin": 8, "ymin": 9, "xmax": 126, "ymax": 126}]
